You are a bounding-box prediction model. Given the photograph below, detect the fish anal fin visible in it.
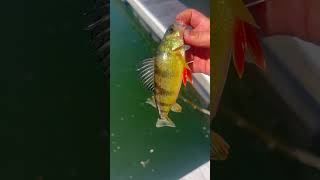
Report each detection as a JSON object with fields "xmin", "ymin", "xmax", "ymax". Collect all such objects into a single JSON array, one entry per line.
[{"xmin": 171, "ymin": 102, "xmax": 182, "ymax": 113}]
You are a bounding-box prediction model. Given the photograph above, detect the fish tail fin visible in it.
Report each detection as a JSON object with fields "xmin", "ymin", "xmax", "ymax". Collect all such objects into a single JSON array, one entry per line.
[
  {"xmin": 156, "ymin": 116, "xmax": 176, "ymax": 128},
  {"xmin": 232, "ymin": 19, "xmax": 266, "ymax": 78}
]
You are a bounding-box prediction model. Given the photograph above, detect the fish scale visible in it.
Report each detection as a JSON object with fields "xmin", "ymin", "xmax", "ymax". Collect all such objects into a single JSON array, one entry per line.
[{"xmin": 155, "ymin": 51, "xmax": 184, "ymax": 116}]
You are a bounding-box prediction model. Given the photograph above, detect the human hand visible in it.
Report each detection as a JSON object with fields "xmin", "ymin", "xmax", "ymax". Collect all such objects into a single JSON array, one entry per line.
[
  {"xmin": 247, "ymin": 0, "xmax": 320, "ymax": 45},
  {"xmin": 176, "ymin": 9, "xmax": 210, "ymax": 75}
]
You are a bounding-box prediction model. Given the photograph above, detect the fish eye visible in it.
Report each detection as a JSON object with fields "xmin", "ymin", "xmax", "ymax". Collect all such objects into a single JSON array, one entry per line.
[{"xmin": 167, "ymin": 25, "xmax": 175, "ymax": 33}]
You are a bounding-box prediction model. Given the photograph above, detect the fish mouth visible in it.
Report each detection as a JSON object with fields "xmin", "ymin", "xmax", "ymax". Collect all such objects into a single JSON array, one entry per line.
[
  {"xmin": 173, "ymin": 21, "xmax": 192, "ymax": 31},
  {"xmin": 173, "ymin": 21, "xmax": 187, "ymax": 31}
]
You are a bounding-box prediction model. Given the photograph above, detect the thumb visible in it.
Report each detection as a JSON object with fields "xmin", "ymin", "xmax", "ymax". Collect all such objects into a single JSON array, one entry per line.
[{"xmin": 184, "ymin": 30, "xmax": 210, "ymax": 48}]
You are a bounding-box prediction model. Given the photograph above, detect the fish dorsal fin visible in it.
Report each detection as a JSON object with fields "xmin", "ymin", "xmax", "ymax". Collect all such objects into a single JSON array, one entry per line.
[{"xmin": 137, "ymin": 57, "xmax": 155, "ymax": 91}]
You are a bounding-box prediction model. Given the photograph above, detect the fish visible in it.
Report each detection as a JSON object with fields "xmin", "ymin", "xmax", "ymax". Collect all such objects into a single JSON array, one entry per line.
[
  {"xmin": 211, "ymin": 0, "xmax": 266, "ymax": 119},
  {"xmin": 211, "ymin": 130, "xmax": 230, "ymax": 160},
  {"xmin": 137, "ymin": 22, "xmax": 192, "ymax": 128}
]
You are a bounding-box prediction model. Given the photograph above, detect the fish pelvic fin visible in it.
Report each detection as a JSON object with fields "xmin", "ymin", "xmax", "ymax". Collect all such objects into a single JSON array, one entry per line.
[
  {"xmin": 232, "ymin": 19, "xmax": 266, "ymax": 78},
  {"xmin": 156, "ymin": 116, "xmax": 176, "ymax": 128},
  {"xmin": 145, "ymin": 96, "xmax": 156, "ymax": 108},
  {"xmin": 171, "ymin": 102, "xmax": 182, "ymax": 113}
]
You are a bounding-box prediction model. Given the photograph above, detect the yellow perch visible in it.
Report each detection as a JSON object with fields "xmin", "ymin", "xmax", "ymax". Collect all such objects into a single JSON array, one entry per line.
[{"xmin": 138, "ymin": 22, "xmax": 192, "ymax": 128}]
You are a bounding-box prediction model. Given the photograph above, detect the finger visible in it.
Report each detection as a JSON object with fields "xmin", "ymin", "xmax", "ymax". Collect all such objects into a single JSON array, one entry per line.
[
  {"xmin": 184, "ymin": 30, "xmax": 210, "ymax": 48},
  {"xmin": 176, "ymin": 8, "xmax": 207, "ymax": 28},
  {"xmin": 191, "ymin": 58, "xmax": 210, "ymax": 75},
  {"xmin": 248, "ymin": 0, "xmax": 304, "ymax": 38}
]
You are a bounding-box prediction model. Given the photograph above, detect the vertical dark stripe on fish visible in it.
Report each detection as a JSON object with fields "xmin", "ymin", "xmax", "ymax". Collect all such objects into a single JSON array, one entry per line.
[
  {"xmin": 157, "ymin": 101, "xmax": 172, "ymax": 107},
  {"xmin": 160, "ymin": 109, "xmax": 169, "ymax": 114},
  {"xmin": 154, "ymin": 65, "xmax": 172, "ymax": 78},
  {"xmin": 154, "ymin": 81, "xmax": 175, "ymax": 96}
]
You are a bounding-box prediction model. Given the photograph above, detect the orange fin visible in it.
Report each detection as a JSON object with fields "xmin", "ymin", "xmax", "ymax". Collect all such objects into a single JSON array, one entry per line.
[
  {"xmin": 232, "ymin": 19, "xmax": 246, "ymax": 78},
  {"xmin": 182, "ymin": 68, "xmax": 187, "ymax": 86},
  {"xmin": 186, "ymin": 67, "xmax": 192, "ymax": 84},
  {"xmin": 182, "ymin": 67, "xmax": 192, "ymax": 87},
  {"xmin": 244, "ymin": 22, "xmax": 266, "ymax": 70},
  {"xmin": 233, "ymin": 19, "xmax": 266, "ymax": 78}
]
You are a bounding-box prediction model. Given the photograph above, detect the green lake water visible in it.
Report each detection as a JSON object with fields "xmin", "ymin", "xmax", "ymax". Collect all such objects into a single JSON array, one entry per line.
[{"xmin": 110, "ymin": 0, "xmax": 209, "ymax": 179}]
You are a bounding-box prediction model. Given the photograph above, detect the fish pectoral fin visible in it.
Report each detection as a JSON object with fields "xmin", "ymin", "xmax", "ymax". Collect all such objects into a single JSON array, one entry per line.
[
  {"xmin": 145, "ymin": 96, "xmax": 156, "ymax": 108},
  {"xmin": 171, "ymin": 102, "xmax": 182, "ymax": 113},
  {"xmin": 156, "ymin": 117, "xmax": 175, "ymax": 128},
  {"xmin": 232, "ymin": 19, "xmax": 266, "ymax": 79},
  {"xmin": 182, "ymin": 67, "xmax": 193, "ymax": 87},
  {"xmin": 186, "ymin": 68, "xmax": 192, "ymax": 84},
  {"xmin": 137, "ymin": 57, "xmax": 155, "ymax": 91},
  {"xmin": 211, "ymin": 131, "xmax": 230, "ymax": 160}
]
